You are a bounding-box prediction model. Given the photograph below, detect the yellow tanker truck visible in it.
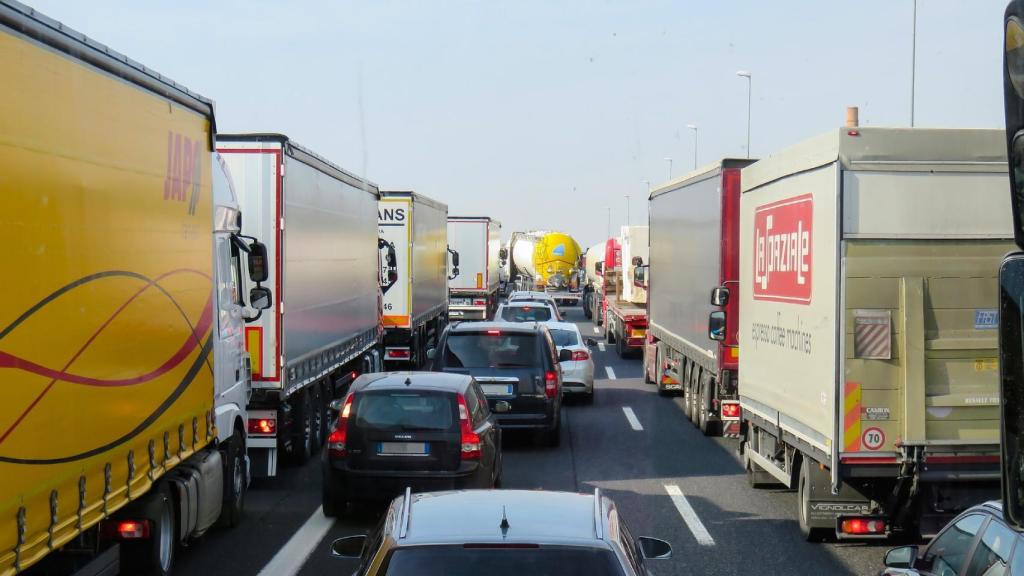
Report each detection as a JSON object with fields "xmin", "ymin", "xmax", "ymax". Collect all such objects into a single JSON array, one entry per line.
[{"xmin": 503, "ymin": 231, "xmax": 583, "ymax": 303}]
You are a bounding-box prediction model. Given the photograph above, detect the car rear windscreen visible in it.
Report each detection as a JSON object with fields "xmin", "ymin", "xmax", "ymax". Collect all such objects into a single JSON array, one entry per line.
[
  {"xmin": 444, "ymin": 332, "xmax": 538, "ymax": 368},
  {"xmin": 354, "ymin": 391, "xmax": 454, "ymax": 431},
  {"xmin": 383, "ymin": 546, "xmax": 625, "ymax": 576},
  {"xmin": 549, "ymin": 329, "xmax": 579, "ymax": 348},
  {"xmin": 500, "ymin": 306, "xmax": 552, "ymax": 322}
]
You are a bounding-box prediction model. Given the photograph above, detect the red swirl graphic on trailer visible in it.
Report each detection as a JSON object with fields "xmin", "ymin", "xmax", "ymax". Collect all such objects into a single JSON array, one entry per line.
[{"xmin": 753, "ymin": 194, "xmax": 813, "ymax": 304}]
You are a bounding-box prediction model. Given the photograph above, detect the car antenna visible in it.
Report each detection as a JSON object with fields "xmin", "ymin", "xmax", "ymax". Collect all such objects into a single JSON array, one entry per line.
[
  {"xmin": 405, "ymin": 377, "xmax": 412, "ymax": 386},
  {"xmin": 500, "ymin": 505, "xmax": 510, "ymax": 536}
]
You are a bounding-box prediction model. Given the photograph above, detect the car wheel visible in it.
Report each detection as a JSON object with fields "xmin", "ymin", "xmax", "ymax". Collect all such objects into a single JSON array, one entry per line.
[
  {"xmin": 217, "ymin": 428, "xmax": 246, "ymax": 528},
  {"xmin": 322, "ymin": 468, "xmax": 347, "ymax": 518},
  {"xmin": 798, "ymin": 459, "xmax": 829, "ymax": 542},
  {"xmin": 542, "ymin": 417, "xmax": 561, "ymax": 447},
  {"xmin": 583, "ymin": 387, "xmax": 594, "ymax": 405}
]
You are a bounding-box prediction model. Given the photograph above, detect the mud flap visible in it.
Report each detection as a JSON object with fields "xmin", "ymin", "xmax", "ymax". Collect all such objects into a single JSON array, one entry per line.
[{"xmin": 804, "ymin": 462, "xmax": 873, "ymax": 531}]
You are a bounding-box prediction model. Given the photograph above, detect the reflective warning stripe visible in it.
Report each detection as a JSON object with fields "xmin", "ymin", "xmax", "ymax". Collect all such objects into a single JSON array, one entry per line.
[
  {"xmin": 844, "ymin": 381, "xmax": 862, "ymax": 452},
  {"xmin": 246, "ymin": 326, "xmax": 264, "ymax": 377}
]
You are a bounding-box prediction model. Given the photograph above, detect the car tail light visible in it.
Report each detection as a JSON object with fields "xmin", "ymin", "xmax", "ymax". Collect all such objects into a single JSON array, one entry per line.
[
  {"xmin": 544, "ymin": 371, "xmax": 558, "ymax": 399},
  {"xmin": 248, "ymin": 417, "xmax": 277, "ymax": 436},
  {"xmin": 840, "ymin": 518, "xmax": 886, "ymax": 536},
  {"xmin": 387, "ymin": 348, "xmax": 410, "ymax": 359},
  {"xmin": 327, "ymin": 395, "xmax": 354, "ymax": 459},
  {"xmin": 572, "ymin": 350, "xmax": 589, "ymax": 361},
  {"xmin": 721, "ymin": 402, "xmax": 741, "ymax": 419},
  {"xmin": 457, "ymin": 394, "xmax": 481, "ymax": 460}
]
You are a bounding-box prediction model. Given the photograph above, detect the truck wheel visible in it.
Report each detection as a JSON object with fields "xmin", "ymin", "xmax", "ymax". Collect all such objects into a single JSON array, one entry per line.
[
  {"xmin": 644, "ymin": 347, "xmax": 656, "ymax": 385},
  {"xmin": 289, "ymin": 390, "xmax": 313, "ymax": 465},
  {"xmin": 121, "ymin": 484, "xmax": 176, "ymax": 576},
  {"xmin": 310, "ymin": 383, "xmax": 325, "ymax": 451},
  {"xmin": 685, "ymin": 369, "xmax": 697, "ymax": 424},
  {"xmin": 217, "ymin": 429, "xmax": 246, "ymax": 528},
  {"xmin": 615, "ymin": 328, "xmax": 626, "ymax": 357},
  {"xmin": 798, "ymin": 459, "xmax": 829, "ymax": 542},
  {"xmin": 698, "ymin": 375, "xmax": 719, "ymax": 436},
  {"xmin": 322, "ymin": 468, "xmax": 347, "ymax": 518}
]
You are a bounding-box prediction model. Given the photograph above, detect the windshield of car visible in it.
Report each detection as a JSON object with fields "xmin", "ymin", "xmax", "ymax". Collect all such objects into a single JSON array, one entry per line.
[
  {"xmin": 354, "ymin": 391, "xmax": 455, "ymax": 431},
  {"xmin": 549, "ymin": 329, "xmax": 579, "ymax": 348},
  {"xmin": 500, "ymin": 306, "xmax": 552, "ymax": 322},
  {"xmin": 443, "ymin": 332, "xmax": 538, "ymax": 368},
  {"xmin": 382, "ymin": 546, "xmax": 625, "ymax": 576}
]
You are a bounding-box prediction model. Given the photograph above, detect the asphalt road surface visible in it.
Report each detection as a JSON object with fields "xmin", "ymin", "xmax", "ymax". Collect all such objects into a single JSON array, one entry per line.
[{"xmin": 175, "ymin": 305, "xmax": 892, "ymax": 576}]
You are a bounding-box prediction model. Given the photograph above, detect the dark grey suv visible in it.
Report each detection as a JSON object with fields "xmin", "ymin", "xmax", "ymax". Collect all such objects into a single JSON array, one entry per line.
[
  {"xmin": 429, "ymin": 322, "xmax": 569, "ymax": 446},
  {"xmin": 330, "ymin": 488, "xmax": 673, "ymax": 575}
]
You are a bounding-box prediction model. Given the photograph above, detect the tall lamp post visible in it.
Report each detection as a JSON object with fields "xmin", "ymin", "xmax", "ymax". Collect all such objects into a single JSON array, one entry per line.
[
  {"xmin": 910, "ymin": 0, "xmax": 917, "ymax": 126},
  {"xmin": 624, "ymin": 194, "xmax": 631, "ymax": 226},
  {"xmin": 737, "ymin": 70, "xmax": 752, "ymax": 157},
  {"xmin": 687, "ymin": 124, "xmax": 698, "ymax": 169},
  {"xmin": 664, "ymin": 157, "xmax": 673, "ymax": 180}
]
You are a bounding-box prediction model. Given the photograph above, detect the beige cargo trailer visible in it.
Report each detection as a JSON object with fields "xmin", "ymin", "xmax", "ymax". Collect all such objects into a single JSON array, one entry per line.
[{"xmin": 738, "ymin": 127, "xmax": 1013, "ymax": 540}]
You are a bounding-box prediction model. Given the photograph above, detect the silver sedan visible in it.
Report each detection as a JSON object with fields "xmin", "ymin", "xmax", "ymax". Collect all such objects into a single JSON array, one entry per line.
[{"xmin": 545, "ymin": 321, "xmax": 595, "ymax": 403}]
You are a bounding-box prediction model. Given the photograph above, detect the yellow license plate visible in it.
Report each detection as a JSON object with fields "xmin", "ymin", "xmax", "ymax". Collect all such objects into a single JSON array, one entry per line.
[{"xmin": 630, "ymin": 329, "xmax": 646, "ymax": 338}]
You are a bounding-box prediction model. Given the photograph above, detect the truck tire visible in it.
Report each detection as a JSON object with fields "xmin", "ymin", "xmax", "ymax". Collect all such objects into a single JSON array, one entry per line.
[
  {"xmin": 217, "ymin": 429, "xmax": 246, "ymax": 528},
  {"xmin": 644, "ymin": 346, "xmax": 656, "ymax": 385},
  {"xmin": 288, "ymin": 390, "xmax": 313, "ymax": 465},
  {"xmin": 121, "ymin": 484, "xmax": 176, "ymax": 576},
  {"xmin": 685, "ymin": 367, "xmax": 698, "ymax": 424},
  {"xmin": 310, "ymin": 383, "xmax": 325, "ymax": 451},
  {"xmin": 322, "ymin": 468, "xmax": 347, "ymax": 518},
  {"xmin": 698, "ymin": 374, "xmax": 719, "ymax": 436},
  {"xmin": 798, "ymin": 458, "xmax": 830, "ymax": 542},
  {"xmin": 615, "ymin": 327, "xmax": 626, "ymax": 357},
  {"xmin": 605, "ymin": 320, "xmax": 615, "ymax": 344}
]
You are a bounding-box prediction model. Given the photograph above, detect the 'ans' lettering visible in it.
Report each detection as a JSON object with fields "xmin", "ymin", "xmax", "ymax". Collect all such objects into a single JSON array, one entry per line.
[{"xmin": 753, "ymin": 194, "xmax": 813, "ymax": 304}]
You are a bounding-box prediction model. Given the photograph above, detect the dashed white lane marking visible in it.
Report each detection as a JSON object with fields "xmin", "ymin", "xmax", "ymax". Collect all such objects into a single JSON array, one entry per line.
[
  {"xmin": 664, "ymin": 484, "xmax": 716, "ymax": 546},
  {"xmin": 597, "ymin": 342, "xmax": 606, "ymax": 352},
  {"xmin": 622, "ymin": 406, "xmax": 643, "ymax": 431},
  {"xmin": 257, "ymin": 507, "xmax": 334, "ymax": 576},
  {"xmin": 605, "ymin": 366, "xmax": 617, "ymax": 379},
  {"xmin": 593, "ymin": 326, "xmax": 601, "ymax": 334}
]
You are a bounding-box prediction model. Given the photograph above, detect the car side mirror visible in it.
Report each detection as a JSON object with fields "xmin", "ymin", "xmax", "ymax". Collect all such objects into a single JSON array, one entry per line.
[
  {"xmin": 637, "ymin": 536, "xmax": 672, "ymax": 560},
  {"xmin": 585, "ymin": 338, "xmax": 597, "ymax": 347},
  {"xmin": 330, "ymin": 535, "xmax": 367, "ymax": 559},
  {"xmin": 1000, "ymin": 254, "xmax": 1024, "ymax": 529},
  {"xmin": 327, "ymin": 398, "xmax": 347, "ymax": 414},
  {"xmin": 248, "ymin": 241, "xmax": 269, "ymax": 283},
  {"xmin": 883, "ymin": 545, "xmax": 918, "ymax": 569},
  {"xmin": 708, "ymin": 311, "xmax": 726, "ymax": 341},
  {"xmin": 558, "ymin": 349, "xmax": 573, "ymax": 362},
  {"xmin": 710, "ymin": 286, "xmax": 729, "ymax": 307},
  {"xmin": 250, "ymin": 286, "xmax": 272, "ymax": 310},
  {"xmin": 426, "ymin": 347, "xmax": 437, "ymax": 361}
]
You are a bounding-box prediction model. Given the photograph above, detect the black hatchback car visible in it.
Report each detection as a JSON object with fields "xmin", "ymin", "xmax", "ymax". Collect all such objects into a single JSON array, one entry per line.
[
  {"xmin": 321, "ymin": 372, "xmax": 502, "ymax": 517},
  {"xmin": 429, "ymin": 322, "xmax": 569, "ymax": 447}
]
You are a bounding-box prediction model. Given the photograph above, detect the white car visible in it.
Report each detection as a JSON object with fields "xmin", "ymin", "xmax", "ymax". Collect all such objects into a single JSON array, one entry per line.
[
  {"xmin": 545, "ymin": 321, "xmax": 595, "ymax": 403},
  {"xmin": 494, "ymin": 301, "xmax": 561, "ymax": 323},
  {"xmin": 508, "ymin": 291, "xmax": 562, "ymax": 318}
]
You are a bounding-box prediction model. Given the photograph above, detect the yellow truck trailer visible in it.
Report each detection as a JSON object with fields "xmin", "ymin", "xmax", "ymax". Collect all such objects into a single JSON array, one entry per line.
[
  {"xmin": 738, "ymin": 127, "xmax": 1012, "ymax": 540},
  {"xmin": 0, "ymin": 2, "xmax": 271, "ymax": 573}
]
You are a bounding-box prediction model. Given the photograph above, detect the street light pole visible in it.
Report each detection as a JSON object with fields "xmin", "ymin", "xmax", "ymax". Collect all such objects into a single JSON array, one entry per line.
[
  {"xmin": 664, "ymin": 157, "xmax": 673, "ymax": 180},
  {"xmin": 737, "ymin": 70, "xmax": 752, "ymax": 157},
  {"xmin": 911, "ymin": 0, "xmax": 917, "ymax": 126},
  {"xmin": 687, "ymin": 124, "xmax": 698, "ymax": 169},
  {"xmin": 625, "ymin": 194, "xmax": 630, "ymax": 226},
  {"xmin": 606, "ymin": 206, "xmax": 611, "ymax": 239}
]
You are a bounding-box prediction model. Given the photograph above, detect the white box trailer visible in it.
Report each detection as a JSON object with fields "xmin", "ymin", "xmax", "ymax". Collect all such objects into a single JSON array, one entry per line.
[
  {"xmin": 447, "ymin": 217, "xmax": 502, "ymax": 321},
  {"xmin": 738, "ymin": 127, "xmax": 1013, "ymax": 539},
  {"xmin": 218, "ymin": 134, "xmax": 382, "ymax": 476},
  {"xmin": 647, "ymin": 159, "xmax": 755, "ymax": 435},
  {"xmin": 379, "ymin": 191, "xmax": 449, "ymax": 366}
]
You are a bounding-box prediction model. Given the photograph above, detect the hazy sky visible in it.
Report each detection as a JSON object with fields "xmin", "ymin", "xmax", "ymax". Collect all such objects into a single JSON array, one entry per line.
[{"xmin": 30, "ymin": 1, "xmax": 1006, "ymax": 248}]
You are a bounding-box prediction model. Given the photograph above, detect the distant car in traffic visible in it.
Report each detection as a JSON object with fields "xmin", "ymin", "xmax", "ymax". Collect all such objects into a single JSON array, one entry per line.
[
  {"xmin": 321, "ymin": 372, "xmax": 502, "ymax": 517},
  {"xmin": 879, "ymin": 501, "xmax": 1020, "ymax": 575},
  {"xmin": 329, "ymin": 488, "xmax": 673, "ymax": 576},
  {"xmin": 430, "ymin": 322, "xmax": 568, "ymax": 446},
  {"xmin": 495, "ymin": 301, "xmax": 560, "ymax": 323},
  {"xmin": 546, "ymin": 321, "xmax": 596, "ymax": 403}
]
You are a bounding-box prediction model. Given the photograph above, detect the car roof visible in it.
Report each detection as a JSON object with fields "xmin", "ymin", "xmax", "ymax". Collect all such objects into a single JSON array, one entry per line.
[
  {"xmin": 544, "ymin": 322, "xmax": 582, "ymax": 333},
  {"xmin": 398, "ymin": 490, "xmax": 607, "ymax": 545},
  {"xmin": 510, "ymin": 291, "xmax": 555, "ymax": 300},
  {"xmin": 351, "ymin": 371, "xmax": 474, "ymax": 393},
  {"xmin": 500, "ymin": 300, "xmax": 555, "ymax": 308},
  {"xmin": 449, "ymin": 321, "xmax": 544, "ymax": 334}
]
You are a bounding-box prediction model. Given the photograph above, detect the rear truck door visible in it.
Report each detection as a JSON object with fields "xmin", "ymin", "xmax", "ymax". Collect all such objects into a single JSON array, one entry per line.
[{"xmin": 346, "ymin": 389, "xmax": 461, "ymax": 472}]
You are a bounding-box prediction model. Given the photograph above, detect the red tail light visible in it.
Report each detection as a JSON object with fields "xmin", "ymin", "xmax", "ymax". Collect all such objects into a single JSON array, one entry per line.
[
  {"xmin": 248, "ymin": 417, "xmax": 277, "ymax": 436},
  {"xmin": 721, "ymin": 402, "xmax": 741, "ymax": 419},
  {"xmin": 327, "ymin": 395, "xmax": 354, "ymax": 459},
  {"xmin": 544, "ymin": 371, "xmax": 558, "ymax": 399},
  {"xmin": 571, "ymin": 350, "xmax": 589, "ymax": 361},
  {"xmin": 457, "ymin": 394, "xmax": 481, "ymax": 460},
  {"xmin": 473, "ymin": 298, "xmax": 487, "ymax": 305},
  {"xmin": 486, "ymin": 329, "xmax": 501, "ymax": 335},
  {"xmin": 386, "ymin": 348, "xmax": 410, "ymax": 359},
  {"xmin": 840, "ymin": 518, "xmax": 886, "ymax": 535}
]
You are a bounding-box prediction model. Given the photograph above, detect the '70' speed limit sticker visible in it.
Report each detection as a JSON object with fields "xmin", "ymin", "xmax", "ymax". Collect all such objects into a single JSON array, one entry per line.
[{"xmin": 862, "ymin": 427, "xmax": 885, "ymax": 451}]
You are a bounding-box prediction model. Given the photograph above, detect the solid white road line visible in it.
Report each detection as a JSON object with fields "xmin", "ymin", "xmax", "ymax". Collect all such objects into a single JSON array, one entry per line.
[
  {"xmin": 664, "ymin": 484, "xmax": 716, "ymax": 546},
  {"xmin": 605, "ymin": 366, "xmax": 617, "ymax": 379},
  {"xmin": 622, "ymin": 407, "xmax": 643, "ymax": 431},
  {"xmin": 257, "ymin": 507, "xmax": 335, "ymax": 576},
  {"xmin": 597, "ymin": 342, "xmax": 606, "ymax": 352}
]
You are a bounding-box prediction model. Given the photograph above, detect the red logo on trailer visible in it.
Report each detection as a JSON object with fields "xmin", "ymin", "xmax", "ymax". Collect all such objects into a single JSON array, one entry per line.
[{"xmin": 753, "ymin": 194, "xmax": 812, "ymax": 304}]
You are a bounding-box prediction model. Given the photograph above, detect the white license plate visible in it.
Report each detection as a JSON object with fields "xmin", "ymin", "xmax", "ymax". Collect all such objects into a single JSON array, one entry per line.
[
  {"xmin": 378, "ymin": 442, "xmax": 429, "ymax": 456},
  {"xmin": 481, "ymin": 383, "xmax": 514, "ymax": 396}
]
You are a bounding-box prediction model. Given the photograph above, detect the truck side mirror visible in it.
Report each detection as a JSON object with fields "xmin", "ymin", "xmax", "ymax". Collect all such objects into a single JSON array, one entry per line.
[
  {"xmin": 710, "ymin": 286, "xmax": 730, "ymax": 307},
  {"xmin": 249, "ymin": 286, "xmax": 272, "ymax": 310},
  {"xmin": 708, "ymin": 311, "xmax": 726, "ymax": 341},
  {"xmin": 1000, "ymin": 254, "xmax": 1024, "ymax": 529},
  {"xmin": 248, "ymin": 241, "xmax": 269, "ymax": 283}
]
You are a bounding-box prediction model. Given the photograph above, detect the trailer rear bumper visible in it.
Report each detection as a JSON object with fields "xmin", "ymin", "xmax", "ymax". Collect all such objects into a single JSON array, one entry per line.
[{"xmin": 449, "ymin": 305, "xmax": 488, "ymax": 321}]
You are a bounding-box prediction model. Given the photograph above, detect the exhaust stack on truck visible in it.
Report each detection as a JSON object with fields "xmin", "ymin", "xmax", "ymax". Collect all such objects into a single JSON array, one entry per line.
[
  {"xmin": 738, "ymin": 127, "xmax": 1011, "ymax": 540},
  {"xmin": 218, "ymin": 134, "xmax": 382, "ymax": 475}
]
